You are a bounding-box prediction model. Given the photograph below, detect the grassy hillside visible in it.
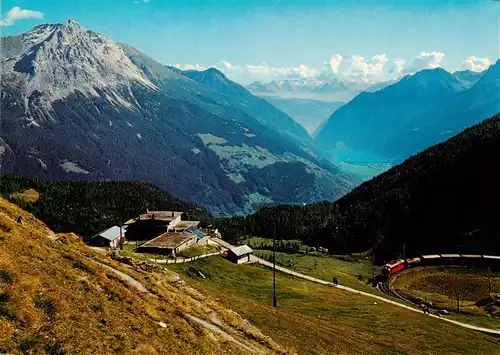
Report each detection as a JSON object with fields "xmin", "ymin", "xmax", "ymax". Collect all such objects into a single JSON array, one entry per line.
[
  {"xmin": 0, "ymin": 197, "xmax": 280, "ymax": 354},
  {"xmin": 172, "ymin": 257, "xmax": 500, "ymax": 355},
  {"xmin": 0, "ymin": 175, "xmax": 210, "ymax": 239},
  {"xmin": 218, "ymin": 113, "xmax": 500, "ymax": 262},
  {"xmin": 393, "ymin": 267, "xmax": 500, "ymax": 318}
]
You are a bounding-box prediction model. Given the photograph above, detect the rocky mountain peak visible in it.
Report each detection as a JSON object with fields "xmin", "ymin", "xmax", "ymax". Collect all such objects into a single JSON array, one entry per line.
[{"xmin": 2, "ymin": 21, "xmax": 157, "ymax": 108}]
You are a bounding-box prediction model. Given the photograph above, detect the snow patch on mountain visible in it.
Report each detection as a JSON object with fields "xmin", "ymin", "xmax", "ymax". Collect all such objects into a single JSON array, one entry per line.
[
  {"xmin": 22, "ymin": 116, "xmax": 41, "ymax": 127},
  {"xmin": 60, "ymin": 160, "xmax": 89, "ymax": 174},
  {"xmin": 29, "ymin": 155, "xmax": 48, "ymax": 170},
  {"xmin": 36, "ymin": 158, "xmax": 48, "ymax": 170}
]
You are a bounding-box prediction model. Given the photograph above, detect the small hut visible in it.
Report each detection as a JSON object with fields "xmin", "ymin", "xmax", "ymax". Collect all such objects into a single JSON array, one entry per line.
[
  {"xmin": 89, "ymin": 226, "xmax": 126, "ymax": 248},
  {"xmin": 227, "ymin": 245, "xmax": 253, "ymax": 264}
]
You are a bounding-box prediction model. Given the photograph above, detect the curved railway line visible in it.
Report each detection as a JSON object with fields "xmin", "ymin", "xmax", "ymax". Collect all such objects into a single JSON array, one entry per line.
[
  {"xmin": 377, "ymin": 253, "xmax": 500, "ymax": 319},
  {"xmin": 377, "ymin": 280, "xmax": 408, "ymax": 303}
]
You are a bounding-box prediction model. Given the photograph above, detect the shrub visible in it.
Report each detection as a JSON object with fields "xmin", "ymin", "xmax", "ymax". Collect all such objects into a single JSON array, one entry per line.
[
  {"xmin": 19, "ymin": 335, "xmax": 40, "ymax": 354},
  {"xmin": 0, "ymin": 292, "xmax": 17, "ymax": 320},
  {"xmin": 45, "ymin": 341, "xmax": 66, "ymax": 355},
  {"xmin": 0, "ymin": 223, "xmax": 11, "ymax": 233},
  {"xmin": 0, "ymin": 269, "xmax": 14, "ymax": 287},
  {"xmin": 90, "ymin": 304, "xmax": 104, "ymax": 312},
  {"xmin": 73, "ymin": 260, "xmax": 95, "ymax": 274},
  {"xmin": 103, "ymin": 285, "xmax": 120, "ymax": 301},
  {"xmin": 34, "ymin": 293, "xmax": 56, "ymax": 322}
]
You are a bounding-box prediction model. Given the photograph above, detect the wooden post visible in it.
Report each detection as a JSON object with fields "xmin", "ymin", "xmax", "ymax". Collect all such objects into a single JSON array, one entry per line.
[
  {"xmin": 273, "ymin": 222, "xmax": 277, "ymax": 308},
  {"xmin": 488, "ymin": 266, "xmax": 492, "ymax": 298},
  {"xmin": 372, "ymin": 249, "xmax": 375, "ymax": 286}
]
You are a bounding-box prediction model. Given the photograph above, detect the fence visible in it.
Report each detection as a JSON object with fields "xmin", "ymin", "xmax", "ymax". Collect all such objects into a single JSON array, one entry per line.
[{"xmin": 149, "ymin": 251, "xmax": 224, "ymax": 265}]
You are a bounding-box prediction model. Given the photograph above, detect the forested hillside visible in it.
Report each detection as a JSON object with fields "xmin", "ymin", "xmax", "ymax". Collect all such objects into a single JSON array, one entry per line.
[
  {"xmin": 217, "ymin": 114, "xmax": 500, "ymax": 262},
  {"xmin": 0, "ymin": 176, "xmax": 210, "ymax": 239}
]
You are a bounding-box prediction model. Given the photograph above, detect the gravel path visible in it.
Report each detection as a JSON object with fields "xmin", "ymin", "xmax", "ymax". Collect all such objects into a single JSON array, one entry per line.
[
  {"xmin": 91, "ymin": 260, "xmax": 150, "ymax": 294},
  {"xmin": 187, "ymin": 315, "xmax": 260, "ymax": 354}
]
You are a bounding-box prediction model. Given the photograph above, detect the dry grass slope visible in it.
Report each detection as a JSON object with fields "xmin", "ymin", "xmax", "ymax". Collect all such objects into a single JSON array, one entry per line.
[
  {"xmin": 0, "ymin": 197, "xmax": 283, "ymax": 354},
  {"xmin": 9, "ymin": 189, "xmax": 40, "ymax": 204}
]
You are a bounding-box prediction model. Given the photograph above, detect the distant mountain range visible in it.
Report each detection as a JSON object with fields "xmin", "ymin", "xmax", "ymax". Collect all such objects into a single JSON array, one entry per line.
[
  {"xmin": 220, "ymin": 113, "xmax": 500, "ymax": 262},
  {"xmin": 246, "ymin": 77, "xmax": 394, "ymax": 102},
  {"xmin": 315, "ymin": 64, "xmax": 497, "ymax": 163},
  {"xmin": 245, "ymin": 77, "xmax": 396, "ymax": 138},
  {"xmin": 0, "ymin": 20, "xmax": 356, "ymax": 215}
]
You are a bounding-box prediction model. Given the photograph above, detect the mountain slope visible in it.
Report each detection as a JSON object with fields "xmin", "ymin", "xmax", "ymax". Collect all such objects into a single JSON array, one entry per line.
[
  {"xmin": 261, "ymin": 96, "xmax": 345, "ymax": 134},
  {"xmin": 219, "ymin": 114, "xmax": 500, "ymax": 262},
  {"xmin": 0, "ymin": 197, "xmax": 282, "ymax": 354},
  {"xmin": 393, "ymin": 62, "xmax": 500, "ymax": 159},
  {"xmin": 453, "ymin": 69, "xmax": 484, "ymax": 88},
  {"xmin": 180, "ymin": 67, "xmax": 311, "ymax": 143},
  {"xmin": 0, "ymin": 21, "xmax": 355, "ymax": 215},
  {"xmin": 315, "ymin": 65, "xmax": 499, "ymax": 162}
]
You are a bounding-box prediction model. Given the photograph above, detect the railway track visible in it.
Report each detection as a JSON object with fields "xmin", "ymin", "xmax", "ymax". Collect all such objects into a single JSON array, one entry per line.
[
  {"xmin": 377, "ymin": 274, "xmax": 414, "ymax": 304},
  {"xmin": 377, "ymin": 274, "xmax": 415, "ymax": 304}
]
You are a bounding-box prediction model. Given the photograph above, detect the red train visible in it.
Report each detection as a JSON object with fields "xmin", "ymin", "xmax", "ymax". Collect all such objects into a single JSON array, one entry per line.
[
  {"xmin": 381, "ymin": 259, "xmax": 406, "ymax": 276},
  {"xmin": 381, "ymin": 254, "xmax": 500, "ymax": 277}
]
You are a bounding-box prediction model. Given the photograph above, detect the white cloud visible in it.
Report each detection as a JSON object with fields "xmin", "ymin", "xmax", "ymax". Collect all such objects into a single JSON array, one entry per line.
[
  {"xmin": 405, "ymin": 51, "xmax": 445, "ymax": 73},
  {"xmin": 342, "ymin": 53, "xmax": 389, "ymax": 83},
  {"xmin": 327, "ymin": 54, "xmax": 343, "ymax": 74},
  {"xmin": 182, "ymin": 64, "xmax": 207, "ymax": 71},
  {"xmin": 218, "ymin": 60, "xmax": 233, "ymax": 69},
  {"xmin": 0, "ymin": 6, "xmax": 44, "ymax": 27},
  {"xmin": 462, "ymin": 56, "xmax": 492, "ymax": 72},
  {"xmin": 388, "ymin": 59, "xmax": 406, "ymax": 76},
  {"xmin": 283, "ymin": 64, "xmax": 320, "ymax": 79},
  {"xmin": 172, "ymin": 56, "xmax": 399, "ymax": 85},
  {"xmin": 171, "ymin": 51, "xmax": 494, "ymax": 86},
  {"xmin": 209, "ymin": 62, "xmax": 319, "ymax": 83}
]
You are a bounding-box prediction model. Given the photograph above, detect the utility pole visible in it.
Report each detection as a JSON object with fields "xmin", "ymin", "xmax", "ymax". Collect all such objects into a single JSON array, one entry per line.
[
  {"xmin": 273, "ymin": 222, "xmax": 277, "ymax": 308},
  {"xmin": 372, "ymin": 249, "xmax": 375, "ymax": 286},
  {"xmin": 403, "ymin": 243, "xmax": 406, "ymax": 260},
  {"xmin": 488, "ymin": 266, "xmax": 492, "ymax": 298},
  {"xmin": 119, "ymin": 208, "xmax": 124, "ymax": 251}
]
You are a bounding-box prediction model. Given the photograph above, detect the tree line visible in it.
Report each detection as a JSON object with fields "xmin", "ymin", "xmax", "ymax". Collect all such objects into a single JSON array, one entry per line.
[{"xmin": 0, "ymin": 175, "xmax": 211, "ymax": 239}]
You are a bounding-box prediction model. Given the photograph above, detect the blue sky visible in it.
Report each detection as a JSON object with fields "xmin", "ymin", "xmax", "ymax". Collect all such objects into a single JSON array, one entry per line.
[{"xmin": 1, "ymin": 0, "xmax": 499, "ymax": 84}]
